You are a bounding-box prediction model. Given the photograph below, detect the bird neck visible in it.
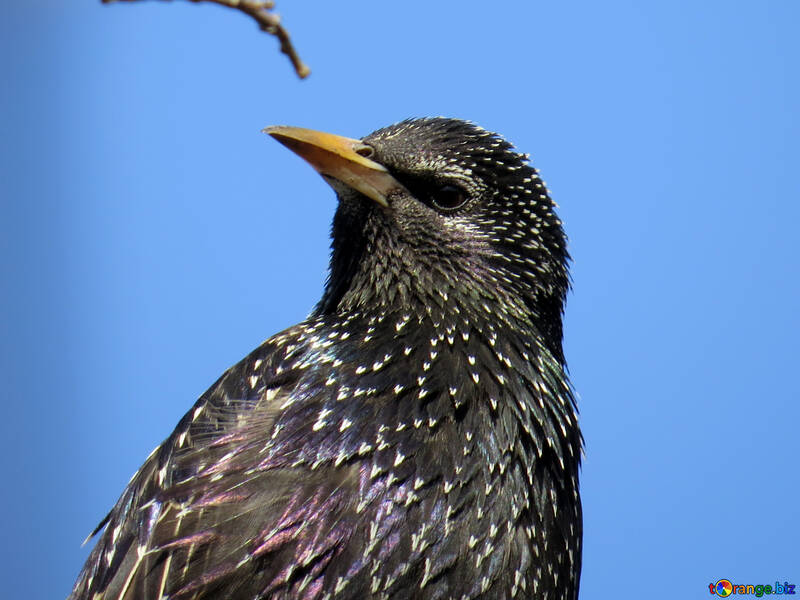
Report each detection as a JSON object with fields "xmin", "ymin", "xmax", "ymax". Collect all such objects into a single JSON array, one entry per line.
[{"xmin": 314, "ymin": 201, "xmax": 567, "ymax": 363}]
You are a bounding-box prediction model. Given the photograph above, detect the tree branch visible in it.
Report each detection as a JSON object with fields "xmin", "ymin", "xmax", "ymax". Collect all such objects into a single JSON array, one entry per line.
[{"xmin": 101, "ymin": 0, "xmax": 310, "ymax": 79}]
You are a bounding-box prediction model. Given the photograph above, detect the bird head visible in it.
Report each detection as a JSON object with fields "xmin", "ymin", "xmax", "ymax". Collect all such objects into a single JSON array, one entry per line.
[{"xmin": 267, "ymin": 118, "xmax": 570, "ymax": 356}]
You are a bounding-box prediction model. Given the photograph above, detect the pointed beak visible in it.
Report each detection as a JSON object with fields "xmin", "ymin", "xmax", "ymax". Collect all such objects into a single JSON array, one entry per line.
[{"xmin": 264, "ymin": 125, "xmax": 407, "ymax": 208}]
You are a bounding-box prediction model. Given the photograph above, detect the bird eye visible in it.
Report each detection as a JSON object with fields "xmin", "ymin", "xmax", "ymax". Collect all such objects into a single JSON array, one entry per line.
[
  {"xmin": 432, "ymin": 185, "xmax": 468, "ymax": 211},
  {"xmin": 355, "ymin": 144, "xmax": 375, "ymax": 158}
]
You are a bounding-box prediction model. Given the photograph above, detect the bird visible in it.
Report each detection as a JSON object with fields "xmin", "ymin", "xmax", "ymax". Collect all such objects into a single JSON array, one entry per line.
[{"xmin": 69, "ymin": 118, "xmax": 582, "ymax": 600}]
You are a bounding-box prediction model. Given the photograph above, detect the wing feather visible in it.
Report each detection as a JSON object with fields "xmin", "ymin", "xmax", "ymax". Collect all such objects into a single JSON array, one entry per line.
[{"xmin": 69, "ymin": 331, "xmax": 360, "ymax": 600}]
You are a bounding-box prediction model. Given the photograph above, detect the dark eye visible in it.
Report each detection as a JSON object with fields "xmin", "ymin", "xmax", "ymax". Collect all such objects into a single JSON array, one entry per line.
[
  {"xmin": 354, "ymin": 144, "xmax": 374, "ymax": 159},
  {"xmin": 432, "ymin": 184, "xmax": 468, "ymax": 211}
]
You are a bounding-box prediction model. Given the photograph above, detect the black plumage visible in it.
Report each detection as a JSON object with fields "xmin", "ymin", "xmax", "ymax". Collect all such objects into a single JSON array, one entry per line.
[{"xmin": 70, "ymin": 118, "xmax": 582, "ymax": 600}]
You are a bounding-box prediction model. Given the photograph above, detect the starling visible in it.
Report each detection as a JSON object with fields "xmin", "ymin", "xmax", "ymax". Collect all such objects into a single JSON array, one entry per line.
[{"xmin": 70, "ymin": 118, "xmax": 582, "ymax": 600}]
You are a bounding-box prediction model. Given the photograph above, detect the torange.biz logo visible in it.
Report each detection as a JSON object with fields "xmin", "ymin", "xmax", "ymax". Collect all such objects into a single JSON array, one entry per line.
[{"xmin": 710, "ymin": 579, "xmax": 796, "ymax": 597}]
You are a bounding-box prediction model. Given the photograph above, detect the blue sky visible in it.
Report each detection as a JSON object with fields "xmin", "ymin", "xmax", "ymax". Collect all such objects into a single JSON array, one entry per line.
[{"xmin": 2, "ymin": 1, "xmax": 798, "ymax": 598}]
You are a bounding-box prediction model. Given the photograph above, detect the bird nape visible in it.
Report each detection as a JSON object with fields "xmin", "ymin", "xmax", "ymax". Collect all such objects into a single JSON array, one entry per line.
[{"xmin": 70, "ymin": 118, "xmax": 582, "ymax": 600}]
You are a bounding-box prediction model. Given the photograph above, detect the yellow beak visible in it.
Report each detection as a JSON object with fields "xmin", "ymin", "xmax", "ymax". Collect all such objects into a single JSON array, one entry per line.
[{"xmin": 264, "ymin": 125, "xmax": 408, "ymax": 208}]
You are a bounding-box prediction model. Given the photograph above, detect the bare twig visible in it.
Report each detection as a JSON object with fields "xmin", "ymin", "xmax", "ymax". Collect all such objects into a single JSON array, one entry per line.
[{"xmin": 102, "ymin": 0, "xmax": 310, "ymax": 78}]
